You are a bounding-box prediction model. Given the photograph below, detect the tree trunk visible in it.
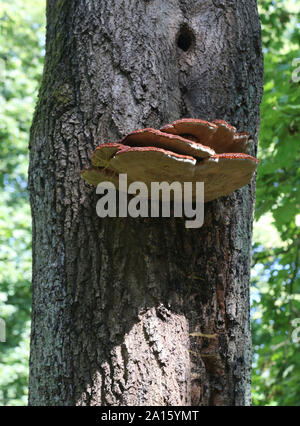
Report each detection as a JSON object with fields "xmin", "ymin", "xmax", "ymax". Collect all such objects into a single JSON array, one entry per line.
[{"xmin": 29, "ymin": 0, "xmax": 263, "ymax": 406}]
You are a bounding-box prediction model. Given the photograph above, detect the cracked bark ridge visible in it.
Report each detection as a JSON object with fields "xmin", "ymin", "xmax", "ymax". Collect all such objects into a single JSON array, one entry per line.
[{"xmin": 29, "ymin": 0, "xmax": 263, "ymax": 406}]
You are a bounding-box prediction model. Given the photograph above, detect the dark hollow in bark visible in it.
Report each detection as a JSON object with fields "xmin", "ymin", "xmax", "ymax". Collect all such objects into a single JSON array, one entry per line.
[
  {"xmin": 29, "ymin": 0, "xmax": 263, "ymax": 406},
  {"xmin": 177, "ymin": 25, "xmax": 195, "ymax": 52}
]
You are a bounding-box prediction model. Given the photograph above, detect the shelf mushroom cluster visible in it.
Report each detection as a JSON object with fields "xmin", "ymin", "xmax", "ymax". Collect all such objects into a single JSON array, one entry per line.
[{"xmin": 81, "ymin": 118, "xmax": 259, "ymax": 202}]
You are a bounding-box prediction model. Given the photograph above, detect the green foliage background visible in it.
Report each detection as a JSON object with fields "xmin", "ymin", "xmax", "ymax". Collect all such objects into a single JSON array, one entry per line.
[
  {"xmin": 0, "ymin": 0, "xmax": 299, "ymax": 406},
  {"xmin": 252, "ymin": 0, "xmax": 300, "ymax": 406},
  {"xmin": 0, "ymin": 0, "xmax": 45, "ymax": 405}
]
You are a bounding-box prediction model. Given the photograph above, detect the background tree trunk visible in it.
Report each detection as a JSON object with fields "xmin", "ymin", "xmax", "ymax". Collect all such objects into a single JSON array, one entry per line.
[{"xmin": 29, "ymin": 0, "xmax": 263, "ymax": 406}]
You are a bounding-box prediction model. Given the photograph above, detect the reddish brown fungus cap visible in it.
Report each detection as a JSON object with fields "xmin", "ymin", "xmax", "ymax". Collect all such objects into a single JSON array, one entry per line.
[
  {"xmin": 91, "ymin": 142, "xmax": 130, "ymax": 167},
  {"xmin": 81, "ymin": 118, "xmax": 259, "ymax": 202},
  {"xmin": 194, "ymin": 153, "xmax": 259, "ymax": 202},
  {"xmin": 160, "ymin": 118, "xmax": 253, "ymax": 154},
  {"xmin": 81, "ymin": 165, "xmax": 119, "ymax": 188},
  {"xmin": 82, "ymin": 146, "xmax": 259, "ymax": 202},
  {"xmin": 82, "ymin": 146, "xmax": 197, "ymax": 198},
  {"xmin": 110, "ymin": 146, "xmax": 196, "ymax": 187},
  {"xmin": 121, "ymin": 128, "xmax": 215, "ymax": 159},
  {"xmin": 160, "ymin": 118, "xmax": 218, "ymax": 147}
]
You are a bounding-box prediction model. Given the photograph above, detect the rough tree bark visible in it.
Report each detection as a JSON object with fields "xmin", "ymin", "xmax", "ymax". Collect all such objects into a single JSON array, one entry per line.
[{"xmin": 29, "ymin": 0, "xmax": 263, "ymax": 406}]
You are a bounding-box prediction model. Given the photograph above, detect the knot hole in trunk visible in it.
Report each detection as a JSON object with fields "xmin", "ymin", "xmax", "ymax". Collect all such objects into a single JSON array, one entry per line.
[{"xmin": 177, "ymin": 25, "xmax": 195, "ymax": 52}]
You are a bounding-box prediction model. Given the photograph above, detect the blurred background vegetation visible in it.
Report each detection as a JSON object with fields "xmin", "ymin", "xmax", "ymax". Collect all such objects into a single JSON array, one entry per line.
[
  {"xmin": 0, "ymin": 0, "xmax": 299, "ymax": 406},
  {"xmin": 252, "ymin": 0, "xmax": 300, "ymax": 406},
  {"xmin": 0, "ymin": 0, "xmax": 45, "ymax": 405}
]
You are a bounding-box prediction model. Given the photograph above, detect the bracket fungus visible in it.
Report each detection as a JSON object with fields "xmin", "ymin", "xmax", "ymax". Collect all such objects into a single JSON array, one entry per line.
[{"xmin": 81, "ymin": 118, "xmax": 259, "ymax": 202}]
